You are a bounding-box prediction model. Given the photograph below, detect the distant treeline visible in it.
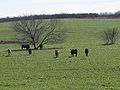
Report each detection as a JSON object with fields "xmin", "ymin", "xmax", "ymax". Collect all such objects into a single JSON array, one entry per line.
[{"xmin": 0, "ymin": 12, "xmax": 120, "ymax": 22}]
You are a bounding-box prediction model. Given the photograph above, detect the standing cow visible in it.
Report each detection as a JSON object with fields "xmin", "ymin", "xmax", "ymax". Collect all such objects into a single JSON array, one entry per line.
[
  {"xmin": 70, "ymin": 49, "xmax": 77, "ymax": 57},
  {"xmin": 55, "ymin": 50, "xmax": 59, "ymax": 58},
  {"xmin": 28, "ymin": 49, "xmax": 32, "ymax": 54},
  {"xmin": 39, "ymin": 44, "xmax": 43, "ymax": 50},
  {"xmin": 21, "ymin": 44, "xmax": 30, "ymax": 50},
  {"xmin": 7, "ymin": 49, "xmax": 11, "ymax": 56},
  {"xmin": 85, "ymin": 48, "xmax": 88, "ymax": 56}
]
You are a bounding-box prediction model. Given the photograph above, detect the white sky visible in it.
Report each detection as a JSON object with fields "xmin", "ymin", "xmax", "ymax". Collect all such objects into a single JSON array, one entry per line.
[{"xmin": 0, "ymin": 0, "xmax": 120, "ymax": 18}]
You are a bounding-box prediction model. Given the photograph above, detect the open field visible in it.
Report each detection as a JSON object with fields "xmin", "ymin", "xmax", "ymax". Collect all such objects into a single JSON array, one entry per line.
[{"xmin": 0, "ymin": 19, "xmax": 120, "ymax": 90}]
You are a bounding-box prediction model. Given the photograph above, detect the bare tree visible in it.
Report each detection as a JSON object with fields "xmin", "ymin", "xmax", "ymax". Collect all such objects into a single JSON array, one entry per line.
[
  {"xmin": 101, "ymin": 28, "xmax": 119, "ymax": 45},
  {"xmin": 13, "ymin": 17, "xmax": 66, "ymax": 49}
]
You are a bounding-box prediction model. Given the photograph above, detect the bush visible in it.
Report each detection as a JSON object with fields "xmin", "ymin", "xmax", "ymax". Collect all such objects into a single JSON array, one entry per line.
[{"xmin": 101, "ymin": 28, "xmax": 119, "ymax": 45}]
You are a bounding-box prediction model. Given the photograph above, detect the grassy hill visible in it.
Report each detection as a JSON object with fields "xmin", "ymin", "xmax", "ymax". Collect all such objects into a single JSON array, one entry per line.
[{"xmin": 0, "ymin": 19, "xmax": 120, "ymax": 90}]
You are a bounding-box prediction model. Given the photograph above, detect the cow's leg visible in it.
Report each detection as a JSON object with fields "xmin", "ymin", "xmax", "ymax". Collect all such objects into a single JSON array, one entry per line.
[
  {"xmin": 86, "ymin": 53, "xmax": 88, "ymax": 56},
  {"xmin": 75, "ymin": 53, "xmax": 77, "ymax": 57},
  {"xmin": 56, "ymin": 53, "xmax": 58, "ymax": 58}
]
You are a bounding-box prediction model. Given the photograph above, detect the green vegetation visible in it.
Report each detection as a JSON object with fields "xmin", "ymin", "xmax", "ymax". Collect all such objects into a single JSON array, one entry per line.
[{"xmin": 0, "ymin": 19, "xmax": 120, "ymax": 90}]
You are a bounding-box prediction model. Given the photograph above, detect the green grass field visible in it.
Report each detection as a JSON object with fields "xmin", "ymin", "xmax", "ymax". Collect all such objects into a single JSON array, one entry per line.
[{"xmin": 0, "ymin": 19, "xmax": 120, "ymax": 90}]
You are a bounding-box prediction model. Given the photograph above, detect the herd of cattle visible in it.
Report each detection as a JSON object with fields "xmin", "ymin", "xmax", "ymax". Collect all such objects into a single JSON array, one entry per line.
[
  {"xmin": 55, "ymin": 48, "xmax": 88, "ymax": 58},
  {"xmin": 7, "ymin": 44, "xmax": 89, "ymax": 57}
]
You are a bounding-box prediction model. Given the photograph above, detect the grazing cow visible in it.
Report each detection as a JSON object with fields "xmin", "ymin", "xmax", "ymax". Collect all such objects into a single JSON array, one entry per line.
[
  {"xmin": 7, "ymin": 49, "xmax": 11, "ymax": 56},
  {"xmin": 28, "ymin": 49, "xmax": 32, "ymax": 54},
  {"xmin": 85, "ymin": 48, "xmax": 88, "ymax": 56},
  {"xmin": 21, "ymin": 44, "xmax": 30, "ymax": 50},
  {"xmin": 70, "ymin": 49, "xmax": 77, "ymax": 56},
  {"xmin": 55, "ymin": 50, "xmax": 59, "ymax": 58}
]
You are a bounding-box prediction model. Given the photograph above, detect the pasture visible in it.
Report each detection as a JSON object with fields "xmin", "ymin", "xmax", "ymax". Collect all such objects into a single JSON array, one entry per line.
[{"xmin": 0, "ymin": 19, "xmax": 120, "ymax": 90}]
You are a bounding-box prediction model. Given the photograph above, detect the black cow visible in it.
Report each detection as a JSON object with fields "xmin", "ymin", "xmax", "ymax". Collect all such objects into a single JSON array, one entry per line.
[
  {"xmin": 85, "ymin": 48, "xmax": 88, "ymax": 56},
  {"xmin": 70, "ymin": 49, "xmax": 77, "ymax": 56},
  {"xmin": 39, "ymin": 44, "xmax": 43, "ymax": 50},
  {"xmin": 55, "ymin": 50, "xmax": 59, "ymax": 58},
  {"xmin": 7, "ymin": 49, "xmax": 11, "ymax": 56},
  {"xmin": 28, "ymin": 49, "xmax": 32, "ymax": 54},
  {"xmin": 21, "ymin": 44, "xmax": 30, "ymax": 50}
]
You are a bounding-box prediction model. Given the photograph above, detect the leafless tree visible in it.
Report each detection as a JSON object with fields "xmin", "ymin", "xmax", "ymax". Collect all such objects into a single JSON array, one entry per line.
[
  {"xmin": 13, "ymin": 17, "xmax": 66, "ymax": 49},
  {"xmin": 101, "ymin": 28, "xmax": 119, "ymax": 45}
]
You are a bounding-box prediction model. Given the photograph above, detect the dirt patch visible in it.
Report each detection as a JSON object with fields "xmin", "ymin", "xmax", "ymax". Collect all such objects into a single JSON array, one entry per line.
[
  {"xmin": 0, "ymin": 41, "xmax": 63, "ymax": 51},
  {"xmin": 0, "ymin": 41, "xmax": 20, "ymax": 44},
  {"xmin": 12, "ymin": 48, "xmax": 63, "ymax": 52}
]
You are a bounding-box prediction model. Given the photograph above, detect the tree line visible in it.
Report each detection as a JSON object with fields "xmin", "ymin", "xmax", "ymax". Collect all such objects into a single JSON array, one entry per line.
[{"xmin": 0, "ymin": 11, "xmax": 120, "ymax": 23}]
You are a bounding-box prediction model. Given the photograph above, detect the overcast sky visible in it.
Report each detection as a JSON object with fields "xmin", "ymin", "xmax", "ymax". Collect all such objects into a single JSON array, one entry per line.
[{"xmin": 0, "ymin": 0, "xmax": 120, "ymax": 18}]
